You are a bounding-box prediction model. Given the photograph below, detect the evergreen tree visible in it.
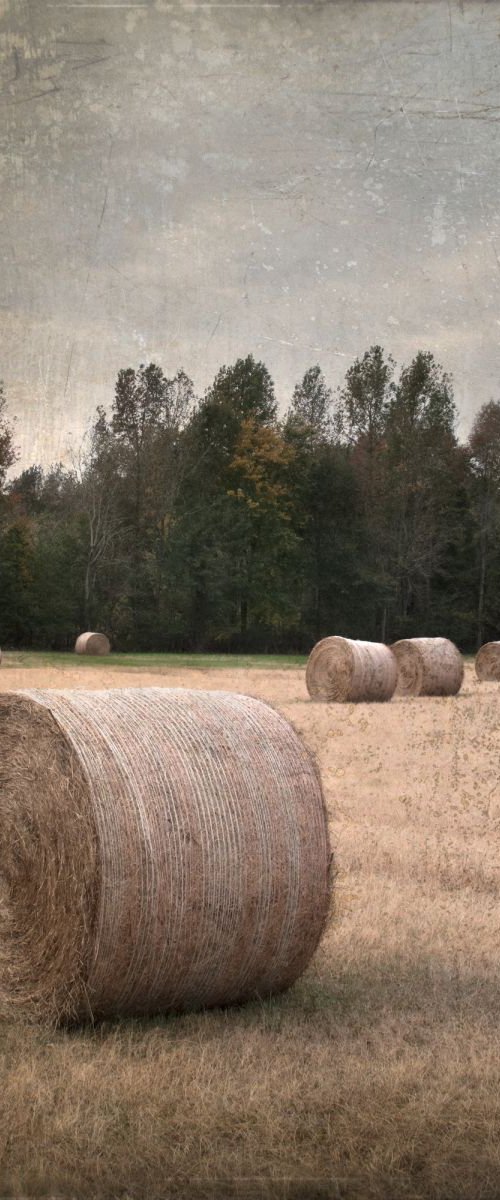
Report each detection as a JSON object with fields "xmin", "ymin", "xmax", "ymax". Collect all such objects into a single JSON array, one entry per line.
[
  {"xmin": 467, "ymin": 401, "xmax": 500, "ymax": 647},
  {"xmin": 177, "ymin": 356, "xmax": 279, "ymax": 647},
  {"xmin": 383, "ymin": 351, "xmax": 459, "ymax": 635},
  {"xmin": 0, "ymin": 519, "xmax": 35, "ymax": 644},
  {"xmin": 0, "ymin": 383, "xmax": 17, "ymax": 497},
  {"xmin": 288, "ymin": 366, "xmax": 333, "ymax": 446},
  {"xmin": 336, "ymin": 346, "xmax": 395, "ymax": 637},
  {"xmin": 285, "ymin": 367, "xmax": 364, "ymax": 645}
]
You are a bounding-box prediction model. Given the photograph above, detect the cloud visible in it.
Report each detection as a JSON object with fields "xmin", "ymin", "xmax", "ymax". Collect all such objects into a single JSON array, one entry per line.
[{"xmin": 2, "ymin": 0, "xmax": 500, "ymax": 467}]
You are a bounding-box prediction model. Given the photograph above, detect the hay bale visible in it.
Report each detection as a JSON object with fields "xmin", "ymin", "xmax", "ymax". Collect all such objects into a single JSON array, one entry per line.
[
  {"xmin": 391, "ymin": 637, "xmax": 463, "ymax": 697},
  {"xmin": 75, "ymin": 631, "xmax": 110, "ymax": 656},
  {"xmin": 305, "ymin": 636, "xmax": 397, "ymax": 702},
  {"xmin": 475, "ymin": 641, "xmax": 500, "ymax": 681},
  {"xmin": 0, "ymin": 687, "xmax": 331, "ymax": 1024}
]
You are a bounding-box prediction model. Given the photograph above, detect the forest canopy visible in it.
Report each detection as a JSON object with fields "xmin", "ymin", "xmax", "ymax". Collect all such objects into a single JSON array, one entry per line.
[{"xmin": 0, "ymin": 348, "xmax": 497, "ymax": 653}]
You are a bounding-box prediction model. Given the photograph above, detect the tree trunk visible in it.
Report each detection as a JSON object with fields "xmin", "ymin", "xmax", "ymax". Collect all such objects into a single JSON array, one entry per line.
[
  {"xmin": 477, "ymin": 530, "xmax": 487, "ymax": 650},
  {"xmin": 314, "ymin": 526, "xmax": 321, "ymax": 643},
  {"xmin": 381, "ymin": 603, "xmax": 387, "ymax": 643},
  {"xmin": 84, "ymin": 561, "xmax": 92, "ymax": 629}
]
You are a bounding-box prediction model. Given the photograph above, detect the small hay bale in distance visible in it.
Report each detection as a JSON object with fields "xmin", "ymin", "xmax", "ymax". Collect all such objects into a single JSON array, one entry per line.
[
  {"xmin": 75, "ymin": 631, "xmax": 110, "ymax": 656},
  {"xmin": 391, "ymin": 637, "xmax": 463, "ymax": 697},
  {"xmin": 0, "ymin": 687, "xmax": 331, "ymax": 1024},
  {"xmin": 305, "ymin": 636, "xmax": 397, "ymax": 703},
  {"xmin": 475, "ymin": 641, "xmax": 500, "ymax": 682}
]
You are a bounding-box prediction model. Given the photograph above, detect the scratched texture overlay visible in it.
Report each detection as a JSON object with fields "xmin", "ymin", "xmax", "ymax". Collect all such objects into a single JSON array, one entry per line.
[{"xmin": 0, "ymin": 0, "xmax": 499, "ymax": 470}]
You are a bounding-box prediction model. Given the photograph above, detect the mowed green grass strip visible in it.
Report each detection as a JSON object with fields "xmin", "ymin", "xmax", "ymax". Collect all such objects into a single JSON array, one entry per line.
[{"xmin": 1, "ymin": 650, "xmax": 307, "ymax": 670}]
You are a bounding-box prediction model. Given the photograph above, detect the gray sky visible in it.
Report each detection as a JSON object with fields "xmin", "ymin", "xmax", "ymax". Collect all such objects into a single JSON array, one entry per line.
[{"xmin": 1, "ymin": 0, "xmax": 500, "ymax": 470}]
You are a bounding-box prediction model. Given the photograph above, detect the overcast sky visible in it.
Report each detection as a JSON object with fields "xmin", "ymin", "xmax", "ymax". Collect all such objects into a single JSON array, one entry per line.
[{"xmin": 1, "ymin": 0, "xmax": 500, "ymax": 470}]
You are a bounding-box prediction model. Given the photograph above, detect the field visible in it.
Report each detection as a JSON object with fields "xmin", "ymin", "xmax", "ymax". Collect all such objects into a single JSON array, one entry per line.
[{"xmin": 1, "ymin": 654, "xmax": 500, "ymax": 1199}]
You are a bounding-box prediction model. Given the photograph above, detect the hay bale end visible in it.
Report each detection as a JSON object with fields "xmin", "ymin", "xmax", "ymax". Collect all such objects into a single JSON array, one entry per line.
[
  {"xmin": 305, "ymin": 636, "xmax": 397, "ymax": 703},
  {"xmin": 0, "ymin": 687, "xmax": 331, "ymax": 1024},
  {"xmin": 75, "ymin": 632, "xmax": 110, "ymax": 656},
  {"xmin": 391, "ymin": 637, "xmax": 463, "ymax": 697},
  {"xmin": 475, "ymin": 642, "xmax": 500, "ymax": 682}
]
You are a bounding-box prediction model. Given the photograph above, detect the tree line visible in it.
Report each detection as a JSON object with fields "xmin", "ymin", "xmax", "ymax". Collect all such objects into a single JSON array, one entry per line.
[{"xmin": 0, "ymin": 347, "xmax": 499, "ymax": 653}]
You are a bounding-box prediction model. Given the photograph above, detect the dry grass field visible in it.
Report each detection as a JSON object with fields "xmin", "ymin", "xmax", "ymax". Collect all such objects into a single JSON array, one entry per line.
[{"xmin": 1, "ymin": 656, "xmax": 500, "ymax": 1199}]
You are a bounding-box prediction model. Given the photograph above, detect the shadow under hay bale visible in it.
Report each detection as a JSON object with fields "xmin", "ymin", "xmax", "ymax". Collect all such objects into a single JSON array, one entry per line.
[
  {"xmin": 391, "ymin": 636, "xmax": 463, "ymax": 697},
  {"xmin": 75, "ymin": 632, "xmax": 110, "ymax": 656},
  {"xmin": 305, "ymin": 636, "xmax": 397, "ymax": 703},
  {"xmin": 475, "ymin": 641, "xmax": 500, "ymax": 682},
  {"xmin": 0, "ymin": 687, "xmax": 331, "ymax": 1025}
]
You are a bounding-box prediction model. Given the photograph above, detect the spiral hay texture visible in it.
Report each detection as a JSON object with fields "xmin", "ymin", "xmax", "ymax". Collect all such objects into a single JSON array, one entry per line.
[
  {"xmin": 75, "ymin": 631, "xmax": 110, "ymax": 656},
  {"xmin": 0, "ymin": 687, "xmax": 331, "ymax": 1025},
  {"xmin": 475, "ymin": 642, "xmax": 500, "ymax": 682},
  {"xmin": 305, "ymin": 636, "xmax": 397, "ymax": 703},
  {"xmin": 391, "ymin": 637, "xmax": 464, "ymax": 697}
]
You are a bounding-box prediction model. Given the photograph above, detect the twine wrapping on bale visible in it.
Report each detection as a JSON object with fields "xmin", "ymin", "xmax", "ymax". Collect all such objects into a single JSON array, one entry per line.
[
  {"xmin": 475, "ymin": 641, "xmax": 500, "ymax": 682},
  {"xmin": 391, "ymin": 637, "xmax": 464, "ymax": 697},
  {"xmin": 0, "ymin": 687, "xmax": 331, "ymax": 1024},
  {"xmin": 75, "ymin": 632, "xmax": 110, "ymax": 656},
  {"xmin": 305, "ymin": 636, "xmax": 397, "ymax": 703}
]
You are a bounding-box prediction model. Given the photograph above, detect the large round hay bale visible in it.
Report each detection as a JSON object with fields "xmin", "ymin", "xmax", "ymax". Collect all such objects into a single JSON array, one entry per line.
[
  {"xmin": 305, "ymin": 636, "xmax": 397, "ymax": 702},
  {"xmin": 75, "ymin": 631, "xmax": 110, "ymax": 656},
  {"xmin": 391, "ymin": 637, "xmax": 463, "ymax": 697},
  {"xmin": 475, "ymin": 641, "xmax": 500, "ymax": 681},
  {"xmin": 0, "ymin": 687, "xmax": 331, "ymax": 1024}
]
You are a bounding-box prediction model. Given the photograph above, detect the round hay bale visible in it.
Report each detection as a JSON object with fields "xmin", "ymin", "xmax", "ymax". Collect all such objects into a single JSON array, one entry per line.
[
  {"xmin": 75, "ymin": 631, "xmax": 110, "ymax": 656},
  {"xmin": 305, "ymin": 636, "xmax": 397, "ymax": 702},
  {"xmin": 391, "ymin": 637, "xmax": 463, "ymax": 697},
  {"xmin": 0, "ymin": 687, "xmax": 331, "ymax": 1024},
  {"xmin": 475, "ymin": 641, "xmax": 500, "ymax": 681}
]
